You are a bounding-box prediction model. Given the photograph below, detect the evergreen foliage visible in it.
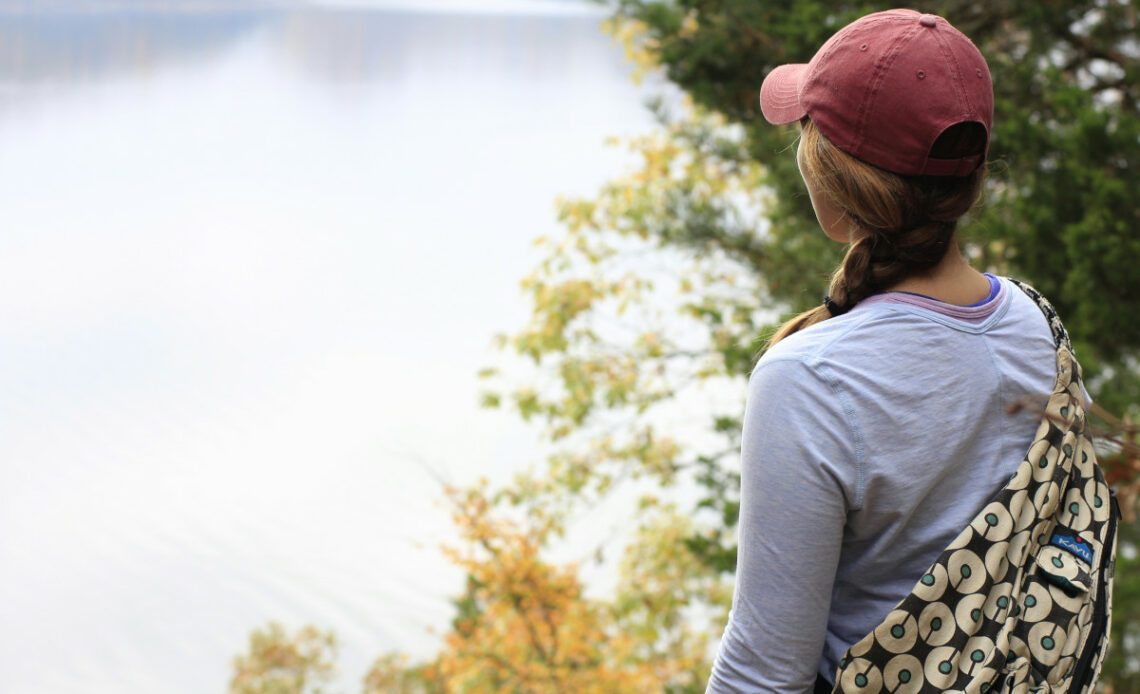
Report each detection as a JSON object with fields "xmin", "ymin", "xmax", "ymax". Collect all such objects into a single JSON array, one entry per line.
[{"xmin": 598, "ymin": 1, "xmax": 1140, "ymax": 688}]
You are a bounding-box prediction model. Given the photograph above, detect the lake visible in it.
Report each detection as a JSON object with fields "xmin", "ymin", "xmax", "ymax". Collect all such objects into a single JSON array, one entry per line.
[{"xmin": 0, "ymin": 2, "xmax": 668, "ymax": 692}]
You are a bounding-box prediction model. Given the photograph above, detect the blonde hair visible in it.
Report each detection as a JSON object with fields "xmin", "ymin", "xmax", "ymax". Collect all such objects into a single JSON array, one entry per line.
[{"xmin": 766, "ymin": 118, "xmax": 987, "ymax": 348}]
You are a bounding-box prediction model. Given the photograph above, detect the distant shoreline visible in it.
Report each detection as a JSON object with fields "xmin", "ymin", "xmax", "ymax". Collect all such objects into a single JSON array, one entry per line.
[{"xmin": 0, "ymin": 0, "xmax": 609, "ymax": 17}]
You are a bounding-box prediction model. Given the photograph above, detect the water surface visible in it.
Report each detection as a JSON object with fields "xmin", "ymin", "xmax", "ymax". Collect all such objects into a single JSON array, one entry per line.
[{"xmin": 0, "ymin": 4, "xmax": 663, "ymax": 692}]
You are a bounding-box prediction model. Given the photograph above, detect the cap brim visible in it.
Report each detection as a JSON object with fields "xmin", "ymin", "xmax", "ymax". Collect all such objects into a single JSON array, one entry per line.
[{"xmin": 760, "ymin": 63, "xmax": 809, "ymax": 125}]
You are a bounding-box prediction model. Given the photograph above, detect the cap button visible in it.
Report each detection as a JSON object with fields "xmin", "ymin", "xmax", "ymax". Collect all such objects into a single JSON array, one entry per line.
[{"xmin": 919, "ymin": 14, "xmax": 938, "ymax": 27}]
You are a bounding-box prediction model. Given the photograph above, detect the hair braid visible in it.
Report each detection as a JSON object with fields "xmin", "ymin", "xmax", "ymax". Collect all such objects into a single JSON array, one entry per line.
[{"xmin": 827, "ymin": 234, "xmax": 873, "ymax": 308}]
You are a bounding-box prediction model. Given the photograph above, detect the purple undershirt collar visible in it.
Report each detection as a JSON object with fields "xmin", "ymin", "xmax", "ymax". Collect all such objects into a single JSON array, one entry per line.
[{"xmin": 858, "ymin": 274, "xmax": 1004, "ymax": 322}]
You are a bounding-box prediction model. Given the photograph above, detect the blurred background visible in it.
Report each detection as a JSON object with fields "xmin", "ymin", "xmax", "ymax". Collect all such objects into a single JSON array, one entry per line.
[{"xmin": 0, "ymin": 1, "xmax": 674, "ymax": 691}]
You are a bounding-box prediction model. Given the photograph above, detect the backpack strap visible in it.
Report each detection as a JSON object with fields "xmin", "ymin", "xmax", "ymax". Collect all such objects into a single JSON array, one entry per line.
[{"xmin": 1006, "ymin": 277, "xmax": 1073, "ymax": 353}]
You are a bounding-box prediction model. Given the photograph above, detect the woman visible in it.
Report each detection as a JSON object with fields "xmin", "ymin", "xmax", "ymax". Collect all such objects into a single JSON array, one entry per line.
[{"xmin": 706, "ymin": 10, "xmax": 1058, "ymax": 693}]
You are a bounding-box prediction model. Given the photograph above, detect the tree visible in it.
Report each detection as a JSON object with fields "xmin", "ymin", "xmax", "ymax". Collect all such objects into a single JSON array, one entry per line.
[
  {"xmin": 428, "ymin": 483, "xmax": 715, "ymax": 693},
  {"xmin": 229, "ymin": 622, "xmax": 338, "ymax": 694},
  {"xmin": 361, "ymin": 653, "xmax": 444, "ymax": 694}
]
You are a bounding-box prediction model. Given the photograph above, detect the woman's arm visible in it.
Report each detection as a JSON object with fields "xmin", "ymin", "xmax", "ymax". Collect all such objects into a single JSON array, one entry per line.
[{"xmin": 706, "ymin": 357, "xmax": 858, "ymax": 694}]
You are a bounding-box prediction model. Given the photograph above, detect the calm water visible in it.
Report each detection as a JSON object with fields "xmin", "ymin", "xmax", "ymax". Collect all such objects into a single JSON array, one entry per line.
[{"xmin": 0, "ymin": 3, "xmax": 665, "ymax": 692}]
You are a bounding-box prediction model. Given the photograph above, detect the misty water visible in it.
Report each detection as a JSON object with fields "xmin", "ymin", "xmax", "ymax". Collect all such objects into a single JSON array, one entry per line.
[{"xmin": 0, "ymin": 3, "xmax": 670, "ymax": 692}]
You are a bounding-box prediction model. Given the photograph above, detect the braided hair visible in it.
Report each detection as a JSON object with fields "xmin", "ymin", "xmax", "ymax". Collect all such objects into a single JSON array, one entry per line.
[{"xmin": 767, "ymin": 118, "xmax": 988, "ymax": 348}]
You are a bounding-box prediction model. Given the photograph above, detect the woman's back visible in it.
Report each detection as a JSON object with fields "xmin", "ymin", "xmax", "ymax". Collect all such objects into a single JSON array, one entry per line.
[{"xmin": 707, "ymin": 278, "xmax": 1057, "ymax": 693}]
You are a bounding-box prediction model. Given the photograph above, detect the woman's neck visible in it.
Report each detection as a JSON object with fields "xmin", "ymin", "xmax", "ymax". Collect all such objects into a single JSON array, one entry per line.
[{"xmin": 885, "ymin": 242, "xmax": 991, "ymax": 306}]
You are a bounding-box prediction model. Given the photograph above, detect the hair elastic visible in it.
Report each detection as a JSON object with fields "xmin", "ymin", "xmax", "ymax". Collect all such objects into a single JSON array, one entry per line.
[{"xmin": 824, "ymin": 295, "xmax": 849, "ymax": 317}]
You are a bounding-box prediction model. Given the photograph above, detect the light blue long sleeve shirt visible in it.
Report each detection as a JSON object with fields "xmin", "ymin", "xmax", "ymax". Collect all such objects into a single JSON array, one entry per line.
[{"xmin": 706, "ymin": 278, "xmax": 1057, "ymax": 694}]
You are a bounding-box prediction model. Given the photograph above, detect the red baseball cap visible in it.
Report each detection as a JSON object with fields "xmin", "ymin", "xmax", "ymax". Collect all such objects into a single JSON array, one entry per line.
[{"xmin": 760, "ymin": 9, "xmax": 993, "ymax": 177}]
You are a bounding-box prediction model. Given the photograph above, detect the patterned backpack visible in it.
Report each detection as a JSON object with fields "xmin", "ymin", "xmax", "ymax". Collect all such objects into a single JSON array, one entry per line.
[{"xmin": 828, "ymin": 280, "xmax": 1120, "ymax": 694}]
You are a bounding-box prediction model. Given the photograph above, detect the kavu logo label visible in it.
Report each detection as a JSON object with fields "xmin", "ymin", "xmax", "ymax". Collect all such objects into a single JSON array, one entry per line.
[{"xmin": 1049, "ymin": 527, "xmax": 1093, "ymax": 563}]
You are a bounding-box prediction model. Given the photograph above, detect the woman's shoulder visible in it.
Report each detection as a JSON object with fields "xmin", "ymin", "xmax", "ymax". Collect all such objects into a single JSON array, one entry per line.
[
  {"xmin": 758, "ymin": 309, "xmax": 872, "ymax": 364},
  {"xmin": 1001, "ymin": 277, "xmax": 1067, "ymax": 344}
]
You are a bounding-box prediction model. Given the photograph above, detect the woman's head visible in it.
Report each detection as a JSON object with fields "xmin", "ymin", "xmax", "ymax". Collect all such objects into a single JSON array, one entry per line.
[{"xmin": 760, "ymin": 10, "xmax": 994, "ymax": 347}]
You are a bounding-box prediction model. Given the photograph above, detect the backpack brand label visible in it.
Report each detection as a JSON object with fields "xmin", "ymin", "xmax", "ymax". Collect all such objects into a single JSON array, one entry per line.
[{"xmin": 1049, "ymin": 528, "xmax": 1093, "ymax": 563}]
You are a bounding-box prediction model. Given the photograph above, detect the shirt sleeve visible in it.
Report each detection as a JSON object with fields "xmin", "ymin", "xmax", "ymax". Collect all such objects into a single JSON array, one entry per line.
[{"xmin": 706, "ymin": 357, "xmax": 859, "ymax": 694}]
